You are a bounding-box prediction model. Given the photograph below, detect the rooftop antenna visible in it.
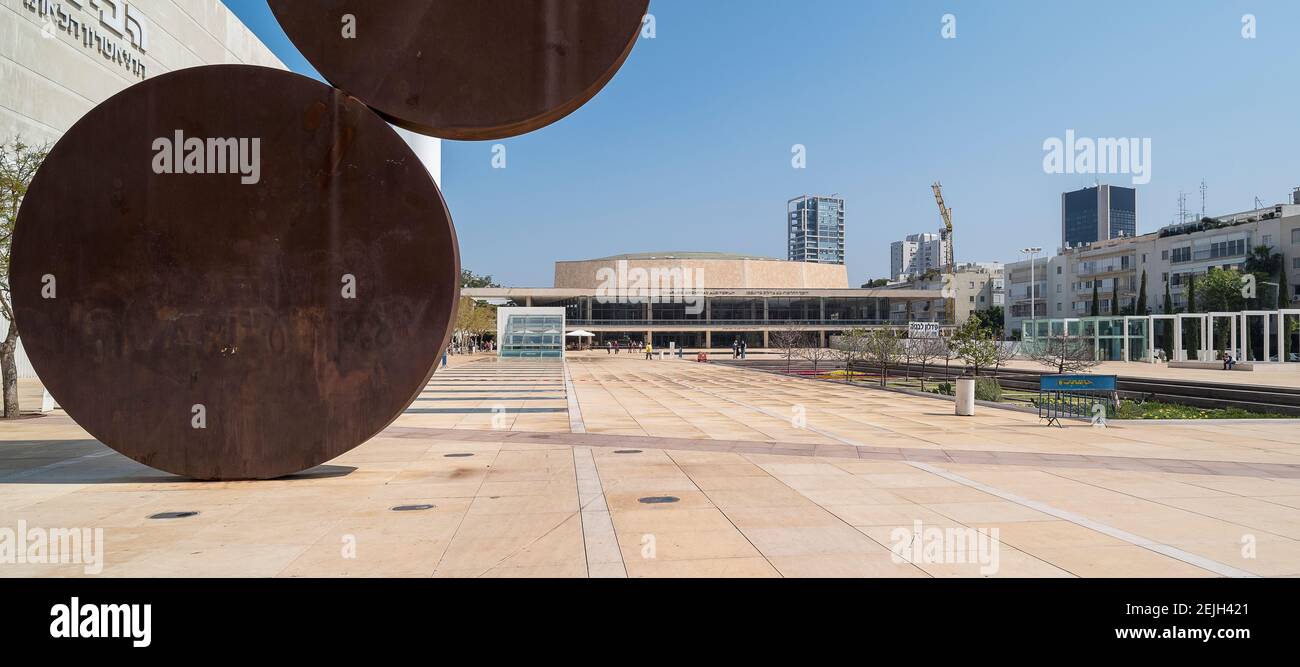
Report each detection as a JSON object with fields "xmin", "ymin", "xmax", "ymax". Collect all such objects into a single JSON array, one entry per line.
[
  {"xmin": 1255, "ymin": 196, "xmax": 1264, "ymax": 209},
  {"xmin": 1199, "ymin": 180, "xmax": 1206, "ymax": 218},
  {"xmin": 1177, "ymin": 190, "xmax": 1188, "ymax": 224}
]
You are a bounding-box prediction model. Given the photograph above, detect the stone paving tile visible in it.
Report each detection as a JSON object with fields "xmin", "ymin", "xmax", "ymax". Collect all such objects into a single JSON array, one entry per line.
[{"xmin": 4, "ymin": 352, "xmax": 1300, "ymax": 577}]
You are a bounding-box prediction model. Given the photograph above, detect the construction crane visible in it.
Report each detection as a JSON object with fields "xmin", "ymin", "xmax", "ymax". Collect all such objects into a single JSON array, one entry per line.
[{"xmin": 930, "ymin": 182, "xmax": 957, "ymax": 324}]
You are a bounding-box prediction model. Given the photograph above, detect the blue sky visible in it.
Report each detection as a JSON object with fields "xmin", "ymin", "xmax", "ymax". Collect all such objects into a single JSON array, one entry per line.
[{"xmin": 223, "ymin": 0, "xmax": 1300, "ymax": 287}]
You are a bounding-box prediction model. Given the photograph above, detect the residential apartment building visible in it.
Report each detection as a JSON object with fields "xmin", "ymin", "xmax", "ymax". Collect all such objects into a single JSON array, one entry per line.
[
  {"xmin": 881, "ymin": 262, "xmax": 1004, "ymax": 325},
  {"xmin": 1006, "ymin": 200, "xmax": 1300, "ymax": 338},
  {"xmin": 889, "ymin": 232, "xmax": 946, "ymax": 281}
]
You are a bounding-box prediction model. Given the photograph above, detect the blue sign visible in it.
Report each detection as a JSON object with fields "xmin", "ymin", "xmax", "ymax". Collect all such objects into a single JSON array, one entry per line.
[{"xmin": 1040, "ymin": 375, "xmax": 1116, "ymax": 392}]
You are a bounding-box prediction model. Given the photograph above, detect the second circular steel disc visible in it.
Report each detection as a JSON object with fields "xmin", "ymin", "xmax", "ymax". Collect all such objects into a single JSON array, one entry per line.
[
  {"xmin": 11, "ymin": 65, "xmax": 460, "ymax": 480},
  {"xmin": 269, "ymin": 0, "xmax": 650, "ymax": 140}
]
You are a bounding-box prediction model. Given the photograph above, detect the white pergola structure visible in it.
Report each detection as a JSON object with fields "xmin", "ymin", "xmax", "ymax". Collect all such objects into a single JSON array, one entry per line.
[{"xmin": 1026, "ymin": 308, "xmax": 1300, "ymax": 364}]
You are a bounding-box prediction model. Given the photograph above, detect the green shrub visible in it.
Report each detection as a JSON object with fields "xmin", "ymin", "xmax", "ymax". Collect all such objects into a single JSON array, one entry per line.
[
  {"xmin": 974, "ymin": 377, "xmax": 1002, "ymax": 402},
  {"xmin": 932, "ymin": 382, "xmax": 954, "ymax": 396},
  {"xmin": 1115, "ymin": 400, "xmax": 1292, "ymax": 420}
]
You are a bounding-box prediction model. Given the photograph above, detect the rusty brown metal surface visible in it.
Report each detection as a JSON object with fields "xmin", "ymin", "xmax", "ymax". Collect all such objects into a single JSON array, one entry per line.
[
  {"xmin": 11, "ymin": 65, "xmax": 459, "ymax": 480},
  {"xmin": 268, "ymin": 0, "xmax": 650, "ymax": 140}
]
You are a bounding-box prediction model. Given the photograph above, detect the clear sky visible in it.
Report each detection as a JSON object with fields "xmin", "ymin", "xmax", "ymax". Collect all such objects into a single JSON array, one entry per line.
[{"xmin": 223, "ymin": 0, "xmax": 1300, "ymax": 287}]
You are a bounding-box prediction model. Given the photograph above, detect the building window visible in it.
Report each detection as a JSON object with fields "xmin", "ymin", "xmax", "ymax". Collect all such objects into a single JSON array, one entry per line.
[
  {"xmin": 1263, "ymin": 235, "xmax": 1272, "ymax": 246},
  {"xmin": 1209, "ymin": 239, "xmax": 1246, "ymax": 259},
  {"xmin": 1293, "ymin": 229, "xmax": 1300, "ymax": 244},
  {"xmin": 1056, "ymin": 266, "xmax": 1062, "ymax": 274},
  {"xmin": 1056, "ymin": 284, "xmax": 1062, "ymax": 293},
  {"xmin": 1161, "ymin": 250, "xmax": 1169, "ymax": 260},
  {"xmin": 1170, "ymin": 247, "xmax": 1192, "ymax": 263}
]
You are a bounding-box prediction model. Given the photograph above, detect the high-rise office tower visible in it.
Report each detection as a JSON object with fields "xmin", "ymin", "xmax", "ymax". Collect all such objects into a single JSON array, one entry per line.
[
  {"xmin": 788, "ymin": 195, "xmax": 845, "ymax": 264},
  {"xmin": 1061, "ymin": 184, "xmax": 1137, "ymax": 248}
]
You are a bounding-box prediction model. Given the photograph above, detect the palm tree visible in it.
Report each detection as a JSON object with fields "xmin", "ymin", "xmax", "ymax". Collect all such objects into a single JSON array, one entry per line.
[{"xmin": 1244, "ymin": 244, "xmax": 1283, "ymax": 308}]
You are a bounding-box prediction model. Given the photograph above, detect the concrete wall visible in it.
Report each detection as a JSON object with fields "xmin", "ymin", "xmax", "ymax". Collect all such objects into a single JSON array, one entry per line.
[
  {"xmin": 2, "ymin": 0, "xmax": 286, "ymax": 144},
  {"xmin": 554, "ymin": 257, "xmax": 850, "ymax": 290}
]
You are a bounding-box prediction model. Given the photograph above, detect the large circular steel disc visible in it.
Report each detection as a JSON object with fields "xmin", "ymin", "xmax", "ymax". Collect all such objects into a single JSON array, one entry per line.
[
  {"xmin": 11, "ymin": 65, "xmax": 460, "ymax": 480},
  {"xmin": 268, "ymin": 0, "xmax": 649, "ymax": 140}
]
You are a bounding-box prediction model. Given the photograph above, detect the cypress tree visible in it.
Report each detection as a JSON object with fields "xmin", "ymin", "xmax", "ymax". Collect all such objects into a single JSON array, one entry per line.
[
  {"xmin": 1164, "ymin": 279, "xmax": 1174, "ymax": 314},
  {"xmin": 1090, "ymin": 281, "xmax": 1100, "ymax": 316},
  {"xmin": 1136, "ymin": 270, "xmax": 1148, "ymax": 315},
  {"xmin": 1110, "ymin": 280, "xmax": 1119, "ymax": 316},
  {"xmin": 1279, "ymin": 262, "xmax": 1289, "ymax": 309}
]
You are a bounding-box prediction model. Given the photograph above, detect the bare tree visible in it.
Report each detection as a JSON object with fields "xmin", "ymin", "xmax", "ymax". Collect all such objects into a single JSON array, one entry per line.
[
  {"xmin": 1027, "ymin": 335, "xmax": 1101, "ymax": 374},
  {"xmin": 940, "ymin": 335, "xmax": 959, "ymax": 376},
  {"xmin": 796, "ymin": 335, "xmax": 841, "ymax": 375},
  {"xmin": 992, "ymin": 339, "xmax": 1018, "ymax": 374},
  {"xmin": 0, "ymin": 139, "xmax": 50, "ymax": 418},
  {"xmin": 833, "ymin": 328, "xmax": 868, "ymax": 383},
  {"xmin": 769, "ymin": 327, "xmax": 807, "ymax": 375},
  {"xmin": 911, "ymin": 337, "xmax": 947, "ymax": 392},
  {"xmin": 900, "ymin": 337, "xmax": 917, "ymax": 380},
  {"xmin": 860, "ymin": 328, "xmax": 903, "ymax": 387}
]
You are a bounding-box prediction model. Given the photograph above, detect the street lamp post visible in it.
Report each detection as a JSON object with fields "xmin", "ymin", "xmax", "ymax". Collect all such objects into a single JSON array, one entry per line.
[{"xmin": 1021, "ymin": 247, "xmax": 1043, "ymax": 340}]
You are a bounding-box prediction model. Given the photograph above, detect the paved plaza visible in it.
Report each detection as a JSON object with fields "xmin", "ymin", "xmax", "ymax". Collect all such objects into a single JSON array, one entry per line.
[{"xmin": 2, "ymin": 352, "xmax": 1300, "ymax": 577}]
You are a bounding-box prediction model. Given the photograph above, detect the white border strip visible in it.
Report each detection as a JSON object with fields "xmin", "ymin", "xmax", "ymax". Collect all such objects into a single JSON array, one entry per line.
[{"xmin": 563, "ymin": 361, "xmax": 586, "ymax": 434}]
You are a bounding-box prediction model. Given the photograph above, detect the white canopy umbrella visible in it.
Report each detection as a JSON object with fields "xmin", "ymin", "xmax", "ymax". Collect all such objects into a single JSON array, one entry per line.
[{"xmin": 565, "ymin": 330, "xmax": 596, "ymax": 337}]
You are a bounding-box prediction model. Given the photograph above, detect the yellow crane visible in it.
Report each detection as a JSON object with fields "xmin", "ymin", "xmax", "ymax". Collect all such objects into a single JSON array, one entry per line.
[{"xmin": 930, "ymin": 182, "xmax": 957, "ymax": 324}]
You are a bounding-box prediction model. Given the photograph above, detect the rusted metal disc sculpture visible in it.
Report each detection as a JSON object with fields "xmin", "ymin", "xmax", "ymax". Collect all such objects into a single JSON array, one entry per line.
[
  {"xmin": 268, "ymin": 0, "xmax": 650, "ymax": 140},
  {"xmin": 11, "ymin": 65, "xmax": 459, "ymax": 480}
]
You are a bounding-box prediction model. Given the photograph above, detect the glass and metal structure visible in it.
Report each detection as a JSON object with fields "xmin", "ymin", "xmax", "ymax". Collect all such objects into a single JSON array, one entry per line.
[
  {"xmin": 788, "ymin": 195, "xmax": 846, "ymax": 265},
  {"xmin": 499, "ymin": 310, "xmax": 564, "ymax": 358}
]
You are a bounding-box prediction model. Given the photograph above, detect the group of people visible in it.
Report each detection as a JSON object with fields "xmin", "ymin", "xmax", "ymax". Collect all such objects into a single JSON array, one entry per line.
[
  {"xmin": 604, "ymin": 340, "xmax": 641, "ymax": 355},
  {"xmin": 603, "ymin": 337, "xmax": 747, "ymax": 359},
  {"xmin": 601, "ymin": 339, "xmax": 666, "ymax": 360},
  {"xmin": 448, "ymin": 340, "xmax": 492, "ymax": 356}
]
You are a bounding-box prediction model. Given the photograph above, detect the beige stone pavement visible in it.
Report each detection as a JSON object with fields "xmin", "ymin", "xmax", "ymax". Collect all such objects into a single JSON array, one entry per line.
[{"xmin": 2, "ymin": 351, "xmax": 1299, "ymax": 578}]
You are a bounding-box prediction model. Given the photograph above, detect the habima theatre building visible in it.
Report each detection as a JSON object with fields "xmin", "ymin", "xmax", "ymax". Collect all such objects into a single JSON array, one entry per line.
[{"xmin": 464, "ymin": 252, "xmax": 947, "ymax": 350}]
